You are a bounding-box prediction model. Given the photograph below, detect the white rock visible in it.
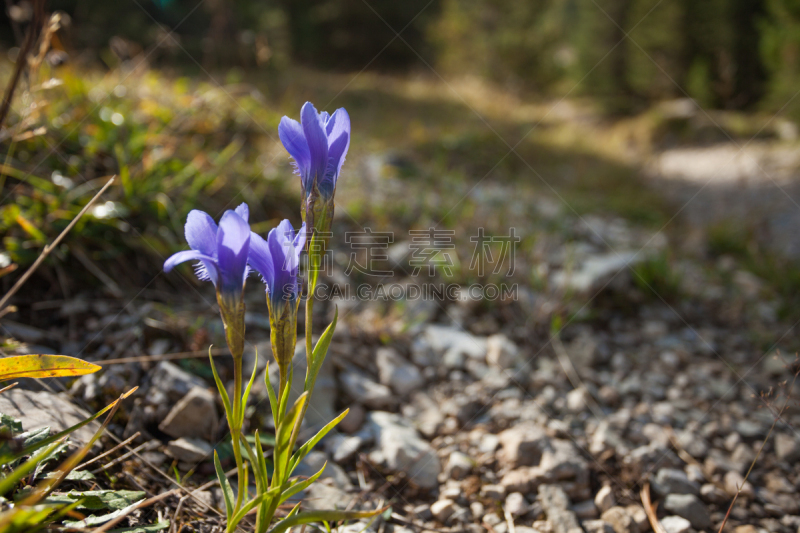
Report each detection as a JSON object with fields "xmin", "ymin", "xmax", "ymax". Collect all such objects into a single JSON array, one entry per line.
[
  {"xmin": 594, "ymin": 485, "xmax": 615, "ymax": 513},
  {"xmin": 375, "ymin": 347, "xmax": 424, "ymax": 396},
  {"xmin": 339, "ymin": 370, "xmax": 394, "ymax": 409},
  {"xmin": 424, "ymin": 325, "xmax": 487, "ymax": 363},
  {"xmin": 165, "ymin": 437, "xmax": 213, "ymax": 463},
  {"xmin": 159, "ymin": 386, "xmax": 218, "ymax": 441},
  {"xmin": 431, "ymin": 499, "xmax": 456, "ymax": 522},
  {"xmin": 486, "ymin": 334, "xmax": 521, "ymax": 369},
  {"xmin": 366, "ymin": 411, "xmax": 441, "ymax": 490},
  {"xmin": 446, "ymin": 451, "xmax": 474, "ymax": 480},
  {"xmin": 660, "ymin": 515, "xmax": 692, "ymax": 533},
  {"xmin": 505, "ymin": 492, "xmax": 529, "ymax": 517},
  {"xmin": 551, "ymin": 251, "xmax": 643, "ymax": 293}
]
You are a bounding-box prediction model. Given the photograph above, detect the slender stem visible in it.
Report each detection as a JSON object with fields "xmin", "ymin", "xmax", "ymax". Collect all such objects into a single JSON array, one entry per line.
[
  {"xmin": 231, "ymin": 355, "xmax": 245, "ymax": 519},
  {"xmin": 0, "ymin": 176, "xmax": 115, "ymax": 312}
]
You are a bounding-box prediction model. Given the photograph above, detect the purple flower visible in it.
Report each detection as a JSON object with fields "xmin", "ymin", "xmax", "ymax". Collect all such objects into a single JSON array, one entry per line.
[
  {"xmin": 279, "ymin": 102, "xmax": 350, "ymax": 200},
  {"xmin": 164, "ymin": 203, "xmax": 251, "ymax": 298},
  {"xmin": 248, "ymin": 219, "xmax": 307, "ymax": 312}
]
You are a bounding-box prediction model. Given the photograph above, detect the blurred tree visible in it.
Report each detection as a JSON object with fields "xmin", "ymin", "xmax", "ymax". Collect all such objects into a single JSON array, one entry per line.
[
  {"xmin": 572, "ymin": 0, "xmax": 633, "ymax": 113},
  {"xmin": 280, "ymin": 0, "xmax": 440, "ymax": 70},
  {"xmin": 430, "ymin": 0, "xmax": 574, "ymax": 93},
  {"xmin": 761, "ymin": 0, "xmax": 800, "ymax": 119}
]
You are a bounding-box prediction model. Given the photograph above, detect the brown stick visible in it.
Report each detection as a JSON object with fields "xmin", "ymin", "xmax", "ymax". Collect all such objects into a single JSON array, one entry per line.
[
  {"xmin": 0, "ymin": 0, "xmax": 43, "ymax": 131},
  {"xmin": 0, "ymin": 176, "xmax": 115, "ymax": 313}
]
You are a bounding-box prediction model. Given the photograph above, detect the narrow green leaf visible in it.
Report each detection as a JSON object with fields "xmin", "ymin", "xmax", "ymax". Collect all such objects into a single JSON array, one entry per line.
[
  {"xmin": 305, "ymin": 306, "xmax": 337, "ymax": 393},
  {"xmin": 264, "ymin": 361, "xmax": 279, "ymax": 424},
  {"xmin": 289, "ymin": 408, "xmax": 349, "ymax": 476},
  {"xmin": 278, "ymin": 365, "xmax": 294, "ymax": 422},
  {"xmin": 242, "ymin": 348, "xmax": 259, "ymax": 416},
  {"xmin": 208, "ymin": 347, "xmax": 233, "ymax": 420},
  {"xmin": 273, "ymin": 392, "xmax": 307, "ymax": 486},
  {"xmin": 213, "ymin": 450, "xmax": 234, "ymax": 520},
  {"xmin": 45, "ymin": 490, "xmax": 145, "ymax": 510},
  {"xmin": 267, "ymin": 507, "xmax": 388, "ymax": 533},
  {"xmin": 63, "ymin": 499, "xmax": 144, "ymax": 528},
  {"xmin": 279, "ymin": 460, "xmax": 327, "ymax": 505},
  {"xmin": 228, "ymin": 484, "xmax": 281, "ymax": 528},
  {"xmin": 0, "ymin": 440, "xmax": 64, "ymax": 496}
]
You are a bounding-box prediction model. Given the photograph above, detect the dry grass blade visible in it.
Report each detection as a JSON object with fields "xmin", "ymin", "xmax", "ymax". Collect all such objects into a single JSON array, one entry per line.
[
  {"xmin": 74, "ymin": 431, "xmax": 140, "ymax": 470},
  {"xmin": 0, "ymin": 175, "xmax": 115, "ymax": 313},
  {"xmin": 91, "ymin": 489, "xmax": 179, "ymax": 533},
  {"xmin": 0, "ymin": 0, "xmax": 44, "ymax": 130},
  {"xmin": 640, "ymin": 483, "xmax": 667, "ymax": 533}
]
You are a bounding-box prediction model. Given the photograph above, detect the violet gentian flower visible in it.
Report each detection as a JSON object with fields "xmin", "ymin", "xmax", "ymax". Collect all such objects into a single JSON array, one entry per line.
[
  {"xmin": 164, "ymin": 203, "xmax": 251, "ymax": 358},
  {"xmin": 248, "ymin": 219, "xmax": 306, "ymax": 389},
  {"xmin": 248, "ymin": 219, "xmax": 306, "ymax": 310},
  {"xmin": 279, "ymin": 102, "xmax": 350, "ymax": 236}
]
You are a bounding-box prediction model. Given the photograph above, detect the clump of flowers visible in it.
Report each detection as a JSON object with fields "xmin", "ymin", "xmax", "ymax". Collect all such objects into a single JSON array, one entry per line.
[{"xmin": 165, "ymin": 103, "xmax": 380, "ymax": 533}]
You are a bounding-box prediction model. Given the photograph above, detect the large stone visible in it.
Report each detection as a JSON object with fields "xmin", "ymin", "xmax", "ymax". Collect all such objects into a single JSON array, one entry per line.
[
  {"xmin": 375, "ymin": 347, "xmax": 424, "ymax": 396},
  {"xmin": 165, "ymin": 437, "xmax": 213, "ymax": 463},
  {"xmin": 366, "ymin": 411, "xmax": 441, "ymax": 490},
  {"xmin": 423, "ymin": 325, "xmax": 487, "ymax": 364},
  {"xmin": 652, "ymin": 468, "xmax": 700, "ymax": 496},
  {"xmin": 775, "ymin": 433, "xmax": 800, "ymax": 463},
  {"xmin": 498, "ymin": 422, "xmax": 549, "ymax": 467},
  {"xmin": 446, "ymin": 451, "xmax": 474, "ymax": 480},
  {"xmin": 486, "ymin": 334, "xmax": 522, "ymax": 369},
  {"xmin": 149, "ymin": 361, "xmax": 206, "ymax": 402},
  {"xmin": 551, "ymin": 252, "xmax": 642, "ymax": 293},
  {"xmin": 0, "ymin": 389, "xmax": 100, "ymax": 448},
  {"xmin": 659, "ymin": 516, "xmax": 691, "ymax": 533},
  {"xmin": 594, "ymin": 486, "xmax": 615, "ymax": 513},
  {"xmin": 663, "ymin": 494, "xmax": 711, "ymax": 529},
  {"xmin": 431, "ymin": 499, "xmax": 456, "ymax": 522},
  {"xmin": 158, "ymin": 386, "xmax": 218, "ymax": 441},
  {"xmin": 538, "ymin": 485, "xmax": 582, "ymax": 533},
  {"xmin": 339, "ymin": 370, "xmax": 394, "ymax": 410},
  {"xmin": 600, "ymin": 507, "xmax": 639, "ymax": 533}
]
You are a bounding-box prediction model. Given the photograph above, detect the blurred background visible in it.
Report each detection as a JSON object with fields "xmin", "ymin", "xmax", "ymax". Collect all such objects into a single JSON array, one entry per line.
[
  {"xmin": 2, "ymin": 2, "xmax": 800, "ymax": 529},
  {"xmin": 1, "ymin": 0, "xmax": 800, "ymax": 381}
]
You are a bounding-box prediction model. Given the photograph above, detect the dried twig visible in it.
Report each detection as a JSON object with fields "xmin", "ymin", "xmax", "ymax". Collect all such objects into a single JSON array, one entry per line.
[
  {"xmin": 718, "ymin": 361, "xmax": 799, "ymax": 533},
  {"xmin": 0, "ymin": 0, "xmax": 44, "ymax": 131},
  {"xmin": 92, "ymin": 488, "xmax": 179, "ymax": 533},
  {"xmin": 0, "ymin": 175, "xmax": 115, "ymax": 313},
  {"xmin": 640, "ymin": 483, "xmax": 667, "ymax": 533},
  {"xmin": 75, "ymin": 431, "xmax": 140, "ymax": 470},
  {"xmin": 100, "ymin": 347, "xmax": 227, "ymax": 366}
]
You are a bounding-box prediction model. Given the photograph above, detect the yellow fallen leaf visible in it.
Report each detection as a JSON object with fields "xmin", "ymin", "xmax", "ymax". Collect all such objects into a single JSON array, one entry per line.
[{"xmin": 0, "ymin": 355, "xmax": 101, "ymax": 381}]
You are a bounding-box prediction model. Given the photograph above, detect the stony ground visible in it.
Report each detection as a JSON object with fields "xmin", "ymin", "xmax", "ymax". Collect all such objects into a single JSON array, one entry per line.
[{"xmin": 4, "ymin": 199, "xmax": 800, "ymax": 533}]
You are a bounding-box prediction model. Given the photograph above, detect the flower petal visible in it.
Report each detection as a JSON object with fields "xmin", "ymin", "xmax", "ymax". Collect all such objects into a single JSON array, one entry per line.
[
  {"xmin": 301, "ymin": 102, "xmax": 329, "ymax": 190},
  {"xmin": 267, "ymin": 220, "xmax": 300, "ymax": 306},
  {"xmin": 320, "ymin": 131, "xmax": 349, "ymax": 198},
  {"xmin": 293, "ymin": 222, "xmax": 307, "ymax": 251},
  {"xmin": 235, "ymin": 203, "xmax": 250, "ymax": 222},
  {"xmin": 164, "ymin": 250, "xmax": 219, "ymax": 286},
  {"xmin": 248, "ymin": 231, "xmax": 274, "ymax": 293},
  {"xmin": 216, "ymin": 210, "xmax": 251, "ymax": 292},
  {"xmin": 279, "ymin": 116, "xmax": 311, "ymax": 185},
  {"xmin": 326, "ymin": 108, "xmax": 350, "ymax": 143},
  {"xmin": 185, "ymin": 210, "xmax": 218, "ymax": 257}
]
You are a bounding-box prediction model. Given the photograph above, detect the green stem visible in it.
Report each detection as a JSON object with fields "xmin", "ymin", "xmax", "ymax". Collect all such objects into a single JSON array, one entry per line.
[{"xmin": 231, "ymin": 355, "xmax": 245, "ymax": 520}]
